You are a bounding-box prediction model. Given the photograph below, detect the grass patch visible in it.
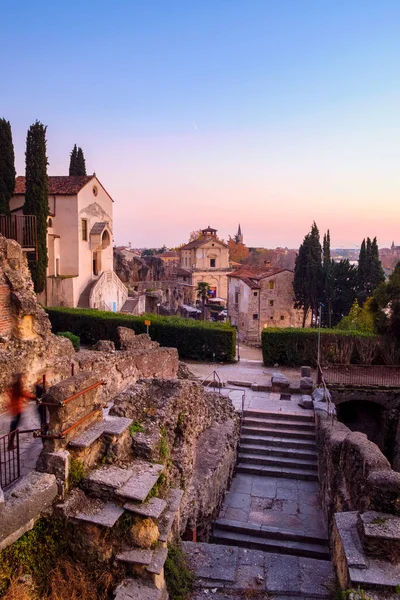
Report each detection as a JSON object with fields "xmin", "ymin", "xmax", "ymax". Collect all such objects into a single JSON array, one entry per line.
[
  {"xmin": 129, "ymin": 421, "xmax": 145, "ymax": 436},
  {"xmin": 371, "ymin": 517, "xmax": 388, "ymax": 526},
  {"xmin": 165, "ymin": 544, "xmax": 195, "ymax": 600},
  {"xmin": 68, "ymin": 458, "xmax": 86, "ymax": 489}
]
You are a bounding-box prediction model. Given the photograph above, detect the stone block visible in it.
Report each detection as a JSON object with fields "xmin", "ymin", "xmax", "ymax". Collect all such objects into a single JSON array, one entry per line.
[
  {"xmin": 298, "ymin": 395, "xmax": 313, "ymax": 410},
  {"xmin": 92, "ymin": 340, "xmax": 115, "ymax": 352},
  {"xmin": 271, "ymin": 372, "xmax": 289, "ymax": 391},
  {"xmin": 358, "ymin": 511, "xmax": 400, "ymax": 562},
  {"xmin": 301, "ymin": 366, "xmax": 312, "ymax": 378},
  {"xmin": 117, "ymin": 326, "xmax": 135, "ymax": 349},
  {"xmin": 300, "ymin": 377, "xmax": 313, "ymax": 390},
  {"xmin": 36, "ymin": 450, "xmax": 70, "ymax": 481}
]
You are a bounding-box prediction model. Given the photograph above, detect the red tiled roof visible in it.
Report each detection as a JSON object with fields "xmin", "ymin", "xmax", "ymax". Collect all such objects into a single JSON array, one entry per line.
[
  {"xmin": 180, "ymin": 238, "xmax": 227, "ymax": 251},
  {"xmin": 14, "ymin": 175, "xmax": 94, "ymax": 195},
  {"xmin": 228, "ymin": 266, "xmax": 291, "ymax": 287},
  {"xmin": 157, "ymin": 251, "xmax": 179, "ymax": 258}
]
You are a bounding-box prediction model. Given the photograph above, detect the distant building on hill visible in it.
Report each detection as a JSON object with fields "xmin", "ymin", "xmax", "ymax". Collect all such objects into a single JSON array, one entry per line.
[{"xmin": 179, "ymin": 226, "xmax": 233, "ymax": 301}]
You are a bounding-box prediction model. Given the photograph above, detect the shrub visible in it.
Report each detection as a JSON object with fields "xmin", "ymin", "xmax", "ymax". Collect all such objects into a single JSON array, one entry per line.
[
  {"xmin": 261, "ymin": 328, "xmax": 379, "ymax": 367},
  {"xmin": 56, "ymin": 331, "xmax": 80, "ymax": 351},
  {"xmin": 47, "ymin": 307, "xmax": 236, "ymax": 362}
]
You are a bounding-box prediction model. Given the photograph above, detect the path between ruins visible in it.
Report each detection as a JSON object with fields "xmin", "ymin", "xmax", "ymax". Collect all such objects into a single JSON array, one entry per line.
[{"xmin": 183, "ymin": 353, "xmax": 335, "ymax": 599}]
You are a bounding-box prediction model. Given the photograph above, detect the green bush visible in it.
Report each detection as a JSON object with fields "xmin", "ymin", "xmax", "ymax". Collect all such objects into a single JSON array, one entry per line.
[
  {"xmin": 57, "ymin": 330, "xmax": 81, "ymax": 351},
  {"xmin": 165, "ymin": 544, "xmax": 195, "ymax": 600},
  {"xmin": 47, "ymin": 307, "xmax": 236, "ymax": 362},
  {"xmin": 261, "ymin": 328, "xmax": 378, "ymax": 367}
]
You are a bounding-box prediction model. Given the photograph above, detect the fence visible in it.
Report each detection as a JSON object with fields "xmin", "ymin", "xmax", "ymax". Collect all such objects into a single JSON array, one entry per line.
[
  {"xmin": 0, "ymin": 214, "xmax": 37, "ymax": 253},
  {"xmin": 0, "ymin": 430, "xmax": 20, "ymax": 489},
  {"xmin": 319, "ymin": 364, "xmax": 400, "ymax": 387}
]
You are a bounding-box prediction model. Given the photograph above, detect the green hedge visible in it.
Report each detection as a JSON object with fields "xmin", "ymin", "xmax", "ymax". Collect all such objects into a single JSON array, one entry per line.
[
  {"xmin": 57, "ymin": 331, "xmax": 80, "ymax": 351},
  {"xmin": 261, "ymin": 328, "xmax": 379, "ymax": 367},
  {"xmin": 46, "ymin": 307, "xmax": 236, "ymax": 362}
]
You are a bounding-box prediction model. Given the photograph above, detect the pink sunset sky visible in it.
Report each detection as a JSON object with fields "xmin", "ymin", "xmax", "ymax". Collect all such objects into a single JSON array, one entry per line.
[{"xmin": 3, "ymin": 1, "xmax": 400, "ymax": 250}]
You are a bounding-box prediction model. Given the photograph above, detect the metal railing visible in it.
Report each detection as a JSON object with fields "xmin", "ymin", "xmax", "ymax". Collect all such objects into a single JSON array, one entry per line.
[
  {"xmin": 319, "ymin": 364, "xmax": 400, "ymax": 387},
  {"xmin": 0, "ymin": 430, "xmax": 21, "ymax": 489},
  {"xmin": 201, "ymin": 370, "xmax": 222, "ymax": 393},
  {"xmin": 317, "ymin": 363, "xmax": 336, "ymax": 424},
  {"xmin": 0, "ymin": 214, "xmax": 37, "ymax": 253}
]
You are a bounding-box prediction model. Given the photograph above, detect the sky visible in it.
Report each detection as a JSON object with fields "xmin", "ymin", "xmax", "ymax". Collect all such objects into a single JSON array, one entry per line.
[{"xmin": 1, "ymin": 0, "xmax": 400, "ymax": 250}]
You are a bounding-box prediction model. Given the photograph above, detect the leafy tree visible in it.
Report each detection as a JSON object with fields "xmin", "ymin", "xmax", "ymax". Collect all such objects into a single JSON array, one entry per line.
[
  {"xmin": 336, "ymin": 298, "xmax": 375, "ymax": 333},
  {"xmin": 372, "ymin": 262, "xmax": 400, "ymax": 337},
  {"xmin": 293, "ymin": 222, "xmax": 323, "ymax": 327},
  {"xmin": 196, "ymin": 281, "xmax": 210, "ymax": 320},
  {"xmin": 228, "ymin": 237, "xmax": 250, "ymax": 263},
  {"xmin": 69, "ymin": 144, "xmax": 78, "ymax": 175},
  {"xmin": 0, "ymin": 118, "xmax": 16, "ymax": 215},
  {"xmin": 76, "ymin": 147, "xmax": 86, "ymax": 175},
  {"xmin": 24, "ymin": 121, "xmax": 49, "ymax": 293}
]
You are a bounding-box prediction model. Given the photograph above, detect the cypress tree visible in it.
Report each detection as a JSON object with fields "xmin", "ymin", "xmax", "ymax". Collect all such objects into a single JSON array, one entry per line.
[
  {"xmin": 24, "ymin": 121, "xmax": 49, "ymax": 293},
  {"xmin": 0, "ymin": 118, "xmax": 16, "ymax": 215},
  {"xmin": 76, "ymin": 147, "xmax": 87, "ymax": 175},
  {"xmin": 357, "ymin": 237, "xmax": 385, "ymax": 305},
  {"xmin": 294, "ymin": 222, "xmax": 323, "ymax": 327},
  {"xmin": 69, "ymin": 144, "xmax": 78, "ymax": 175}
]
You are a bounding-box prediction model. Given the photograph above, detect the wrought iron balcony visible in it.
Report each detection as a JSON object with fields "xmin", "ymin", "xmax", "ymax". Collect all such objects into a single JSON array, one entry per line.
[{"xmin": 0, "ymin": 214, "xmax": 37, "ymax": 254}]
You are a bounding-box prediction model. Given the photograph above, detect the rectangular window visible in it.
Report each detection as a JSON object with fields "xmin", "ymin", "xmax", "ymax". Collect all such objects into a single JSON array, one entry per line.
[
  {"xmin": 269, "ymin": 281, "xmax": 275, "ymax": 290},
  {"xmin": 210, "ymin": 258, "xmax": 216, "ymax": 268},
  {"xmin": 269, "ymin": 300, "xmax": 274, "ymax": 306},
  {"xmin": 81, "ymin": 219, "xmax": 88, "ymax": 241},
  {"xmin": 235, "ymin": 292, "xmax": 239, "ymax": 304},
  {"xmin": 253, "ymin": 291, "xmax": 258, "ymax": 296},
  {"xmin": 253, "ymin": 314, "xmax": 258, "ymax": 320},
  {"xmin": 280, "ymin": 315, "xmax": 285, "ymax": 320}
]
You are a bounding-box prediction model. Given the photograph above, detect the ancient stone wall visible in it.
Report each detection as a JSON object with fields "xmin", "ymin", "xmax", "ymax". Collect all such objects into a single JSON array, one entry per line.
[
  {"xmin": 110, "ymin": 379, "xmax": 240, "ymax": 538},
  {"xmin": 0, "ymin": 235, "xmax": 75, "ymax": 412},
  {"xmin": 315, "ymin": 410, "xmax": 400, "ymax": 529}
]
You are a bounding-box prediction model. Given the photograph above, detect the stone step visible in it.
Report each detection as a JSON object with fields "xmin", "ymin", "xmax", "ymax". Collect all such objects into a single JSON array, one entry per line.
[
  {"xmin": 240, "ymin": 434, "xmax": 316, "ymax": 451},
  {"xmin": 238, "ymin": 452, "xmax": 318, "ymax": 470},
  {"xmin": 69, "ymin": 415, "xmax": 133, "ymax": 449},
  {"xmin": 158, "ymin": 488, "xmax": 185, "ymax": 545},
  {"xmin": 212, "ymin": 529, "xmax": 329, "ymax": 560},
  {"xmin": 243, "ymin": 409, "xmax": 314, "ymax": 423},
  {"xmin": 115, "ymin": 547, "xmax": 168, "ymax": 576},
  {"xmin": 124, "ymin": 497, "xmax": 167, "ymax": 520},
  {"xmin": 83, "ymin": 461, "xmax": 165, "ymax": 502},
  {"xmin": 214, "ymin": 518, "xmax": 328, "ymax": 547},
  {"xmin": 72, "ymin": 499, "xmax": 125, "ymax": 527},
  {"xmin": 241, "ymin": 426, "xmax": 316, "ymax": 440},
  {"xmin": 239, "ymin": 443, "xmax": 317, "ymax": 460},
  {"xmin": 113, "ymin": 579, "xmax": 166, "ymax": 600},
  {"xmin": 244, "ymin": 417, "xmax": 315, "ymax": 431},
  {"xmin": 235, "ymin": 463, "xmax": 319, "ymax": 481}
]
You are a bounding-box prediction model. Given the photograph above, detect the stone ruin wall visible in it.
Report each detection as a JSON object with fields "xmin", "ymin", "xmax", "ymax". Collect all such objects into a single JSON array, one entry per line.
[
  {"xmin": 315, "ymin": 409, "xmax": 400, "ymax": 530},
  {"xmin": 0, "ymin": 234, "xmax": 75, "ymax": 412}
]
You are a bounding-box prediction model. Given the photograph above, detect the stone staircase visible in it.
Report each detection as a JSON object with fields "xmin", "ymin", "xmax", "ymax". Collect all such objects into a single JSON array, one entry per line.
[
  {"xmin": 77, "ymin": 278, "xmax": 98, "ymax": 308},
  {"xmin": 212, "ymin": 408, "xmax": 330, "ymax": 562},
  {"xmin": 120, "ymin": 297, "xmax": 139, "ymax": 314},
  {"xmin": 237, "ymin": 409, "xmax": 318, "ymax": 481},
  {"xmin": 57, "ymin": 413, "xmax": 184, "ymax": 600}
]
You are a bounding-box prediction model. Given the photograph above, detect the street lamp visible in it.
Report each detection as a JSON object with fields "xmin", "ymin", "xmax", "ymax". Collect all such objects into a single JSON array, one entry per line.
[
  {"xmin": 236, "ymin": 289, "xmax": 240, "ymax": 362},
  {"xmin": 317, "ymin": 302, "xmax": 324, "ymax": 365},
  {"xmin": 156, "ymin": 302, "xmax": 161, "ymax": 316}
]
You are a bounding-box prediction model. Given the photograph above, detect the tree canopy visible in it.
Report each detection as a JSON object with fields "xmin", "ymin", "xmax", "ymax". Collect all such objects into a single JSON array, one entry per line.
[
  {"xmin": 24, "ymin": 121, "xmax": 49, "ymax": 293},
  {"xmin": 0, "ymin": 118, "xmax": 16, "ymax": 215},
  {"xmin": 293, "ymin": 222, "xmax": 323, "ymax": 327},
  {"xmin": 69, "ymin": 144, "xmax": 87, "ymax": 176}
]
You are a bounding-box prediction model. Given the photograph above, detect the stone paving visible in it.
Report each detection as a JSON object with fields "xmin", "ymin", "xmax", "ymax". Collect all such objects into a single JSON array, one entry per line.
[{"xmin": 219, "ymin": 473, "xmax": 327, "ymax": 538}]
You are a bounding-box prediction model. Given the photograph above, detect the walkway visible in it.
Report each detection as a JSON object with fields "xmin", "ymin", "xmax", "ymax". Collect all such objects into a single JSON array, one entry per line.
[{"xmin": 183, "ymin": 360, "xmax": 335, "ymax": 599}]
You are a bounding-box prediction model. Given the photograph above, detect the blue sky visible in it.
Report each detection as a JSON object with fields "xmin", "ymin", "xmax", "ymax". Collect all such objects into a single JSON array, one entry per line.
[{"xmin": 2, "ymin": 0, "xmax": 400, "ymax": 248}]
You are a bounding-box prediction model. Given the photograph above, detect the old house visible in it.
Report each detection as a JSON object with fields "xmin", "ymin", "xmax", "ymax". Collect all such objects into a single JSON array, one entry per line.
[
  {"xmin": 228, "ymin": 266, "xmax": 303, "ymax": 342},
  {"xmin": 179, "ymin": 226, "xmax": 233, "ymax": 301},
  {"xmin": 9, "ymin": 175, "xmax": 127, "ymax": 310}
]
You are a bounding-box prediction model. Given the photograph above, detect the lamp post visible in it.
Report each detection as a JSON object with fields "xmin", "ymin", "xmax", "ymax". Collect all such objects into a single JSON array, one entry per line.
[
  {"xmin": 317, "ymin": 302, "xmax": 324, "ymax": 365},
  {"xmin": 237, "ymin": 290, "xmax": 240, "ymax": 362},
  {"xmin": 156, "ymin": 302, "xmax": 160, "ymax": 316}
]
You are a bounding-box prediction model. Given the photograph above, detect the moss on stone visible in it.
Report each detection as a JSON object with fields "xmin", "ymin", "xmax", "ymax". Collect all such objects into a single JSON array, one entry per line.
[{"xmin": 165, "ymin": 543, "xmax": 195, "ymax": 600}]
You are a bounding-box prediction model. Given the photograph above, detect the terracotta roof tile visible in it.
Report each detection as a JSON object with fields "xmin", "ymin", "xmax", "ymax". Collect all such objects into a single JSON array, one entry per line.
[
  {"xmin": 14, "ymin": 175, "xmax": 94, "ymax": 195},
  {"xmin": 228, "ymin": 266, "xmax": 291, "ymax": 287}
]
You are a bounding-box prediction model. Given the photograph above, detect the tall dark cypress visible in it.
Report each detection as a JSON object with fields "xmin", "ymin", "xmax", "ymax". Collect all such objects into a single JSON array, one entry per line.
[
  {"xmin": 293, "ymin": 222, "xmax": 323, "ymax": 327},
  {"xmin": 76, "ymin": 147, "xmax": 87, "ymax": 175},
  {"xmin": 357, "ymin": 237, "xmax": 385, "ymax": 305},
  {"xmin": 23, "ymin": 121, "xmax": 49, "ymax": 293},
  {"xmin": 0, "ymin": 118, "xmax": 16, "ymax": 215},
  {"xmin": 69, "ymin": 144, "xmax": 78, "ymax": 175}
]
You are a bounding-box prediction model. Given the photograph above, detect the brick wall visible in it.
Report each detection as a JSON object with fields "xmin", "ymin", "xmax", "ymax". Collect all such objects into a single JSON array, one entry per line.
[{"xmin": 0, "ymin": 282, "xmax": 13, "ymax": 336}]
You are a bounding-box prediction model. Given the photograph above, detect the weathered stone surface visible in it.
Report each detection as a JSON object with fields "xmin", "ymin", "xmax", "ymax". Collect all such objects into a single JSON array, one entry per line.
[
  {"xmin": 116, "ymin": 548, "xmax": 153, "ymax": 566},
  {"xmin": 301, "ymin": 366, "xmax": 311, "ymax": 378},
  {"xmin": 74, "ymin": 501, "xmax": 124, "ymax": 528},
  {"xmin": 271, "ymin": 372, "xmax": 290, "ymax": 390},
  {"xmin": 147, "ymin": 547, "xmax": 168, "ymax": 575},
  {"xmin": 36, "ymin": 449, "xmax": 70, "ymax": 481},
  {"xmin": 114, "ymin": 579, "xmax": 164, "ymax": 600},
  {"xmin": 0, "ymin": 472, "xmax": 57, "ymax": 548},
  {"xmin": 0, "ymin": 235, "xmax": 75, "ymax": 411},
  {"xmin": 183, "ymin": 541, "xmax": 238, "ymax": 582},
  {"xmin": 83, "ymin": 465, "xmax": 134, "ymax": 499},
  {"xmin": 116, "ymin": 462, "xmax": 164, "ymax": 502},
  {"xmin": 130, "ymin": 517, "xmax": 159, "ymax": 548},
  {"xmin": 92, "ymin": 340, "xmax": 115, "ymax": 352},
  {"xmin": 358, "ymin": 511, "xmax": 400, "ymax": 561},
  {"xmin": 300, "ymin": 377, "xmax": 313, "ymax": 390},
  {"xmin": 0, "ymin": 485, "xmax": 4, "ymax": 515},
  {"xmin": 124, "ymin": 497, "xmax": 167, "ymax": 519},
  {"xmin": 158, "ymin": 488, "xmax": 185, "ymax": 544},
  {"xmin": 110, "ymin": 379, "xmax": 240, "ymax": 537},
  {"xmin": 177, "ymin": 362, "xmax": 197, "ymax": 380},
  {"xmin": 117, "ymin": 326, "xmax": 158, "ymax": 353},
  {"xmin": 298, "ymin": 395, "xmax": 313, "ymax": 410},
  {"xmin": 131, "ymin": 426, "xmax": 162, "ymax": 461}
]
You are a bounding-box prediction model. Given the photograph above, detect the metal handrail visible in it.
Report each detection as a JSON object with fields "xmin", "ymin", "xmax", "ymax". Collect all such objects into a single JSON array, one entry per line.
[
  {"xmin": 0, "ymin": 430, "xmax": 20, "ymax": 488},
  {"xmin": 317, "ymin": 362, "xmax": 336, "ymax": 424},
  {"xmin": 201, "ymin": 370, "xmax": 222, "ymax": 394}
]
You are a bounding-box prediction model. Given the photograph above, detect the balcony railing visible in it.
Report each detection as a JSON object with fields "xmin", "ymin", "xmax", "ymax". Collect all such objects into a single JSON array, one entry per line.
[
  {"xmin": 319, "ymin": 364, "xmax": 400, "ymax": 387},
  {"xmin": 0, "ymin": 214, "xmax": 37, "ymax": 253}
]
